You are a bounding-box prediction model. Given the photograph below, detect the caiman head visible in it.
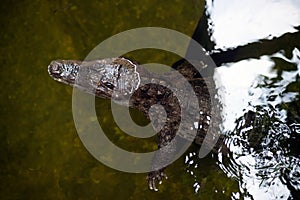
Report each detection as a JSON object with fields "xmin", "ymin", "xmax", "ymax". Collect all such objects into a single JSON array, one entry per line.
[{"xmin": 48, "ymin": 58, "xmax": 141, "ymax": 100}]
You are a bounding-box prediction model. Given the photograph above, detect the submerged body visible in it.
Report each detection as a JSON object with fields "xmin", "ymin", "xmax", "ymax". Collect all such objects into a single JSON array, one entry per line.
[{"xmin": 48, "ymin": 57, "xmax": 226, "ymax": 191}]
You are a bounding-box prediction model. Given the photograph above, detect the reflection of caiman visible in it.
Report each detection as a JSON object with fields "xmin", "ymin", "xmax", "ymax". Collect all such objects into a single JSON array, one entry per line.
[{"xmin": 48, "ymin": 57, "xmax": 227, "ymax": 191}]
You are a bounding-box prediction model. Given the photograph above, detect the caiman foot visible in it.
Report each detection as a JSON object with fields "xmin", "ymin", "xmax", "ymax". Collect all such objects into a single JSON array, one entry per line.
[{"xmin": 146, "ymin": 169, "xmax": 168, "ymax": 191}]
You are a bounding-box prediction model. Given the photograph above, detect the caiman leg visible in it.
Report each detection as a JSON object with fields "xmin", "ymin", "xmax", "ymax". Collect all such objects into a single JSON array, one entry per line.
[{"xmin": 129, "ymin": 82, "xmax": 182, "ymax": 191}]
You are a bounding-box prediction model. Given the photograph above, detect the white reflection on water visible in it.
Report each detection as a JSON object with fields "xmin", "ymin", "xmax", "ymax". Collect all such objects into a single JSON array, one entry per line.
[
  {"xmin": 207, "ymin": 0, "xmax": 300, "ymax": 49},
  {"xmin": 215, "ymin": 57, "xmax": 275, "ymax": 130},
  {"xmin": 215, "ymin": 47, "xmax": 300, "ymax": 200},
  {"xmin": 206, "ymin": 1, "xmax": 300, "ymax": 199},
  {"xmin": 215, "ymin": 48, "xmax": 300, "ymax": 131}
]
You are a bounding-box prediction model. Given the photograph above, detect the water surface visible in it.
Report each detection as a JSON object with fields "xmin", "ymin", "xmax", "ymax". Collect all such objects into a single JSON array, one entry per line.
[{"xmin": 0, "ymin": 0, "xmax": 299, "ymax": 199}]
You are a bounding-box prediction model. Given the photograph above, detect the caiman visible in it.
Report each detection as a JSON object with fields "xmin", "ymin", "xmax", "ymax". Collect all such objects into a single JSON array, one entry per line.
[{"xmin": 48, "ymin": 57, "xmax": 228, "ymax": 191}]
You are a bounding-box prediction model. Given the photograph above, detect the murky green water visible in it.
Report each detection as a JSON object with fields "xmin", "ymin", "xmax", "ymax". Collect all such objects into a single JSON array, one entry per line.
[{"xmin": 1, "ymin": 0, "xmax": 299, "ymax": 199}]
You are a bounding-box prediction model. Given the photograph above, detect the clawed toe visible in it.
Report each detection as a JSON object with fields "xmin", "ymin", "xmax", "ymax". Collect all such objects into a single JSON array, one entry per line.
[{"xmin": 147, "ymin": 170, "xmax": 168, "ymax": 191}]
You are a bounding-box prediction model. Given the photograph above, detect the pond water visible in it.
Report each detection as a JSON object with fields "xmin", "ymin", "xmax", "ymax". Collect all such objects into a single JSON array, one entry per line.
[{"xmin": 0, "ymin": 0, "xmax": 299, "ymax": 199}]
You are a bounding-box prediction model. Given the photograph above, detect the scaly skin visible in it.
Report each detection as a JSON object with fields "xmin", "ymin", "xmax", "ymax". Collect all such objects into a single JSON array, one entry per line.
[{"xmin": 48, "ymin": 57, "xmax": 227, "ymax": 191}]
